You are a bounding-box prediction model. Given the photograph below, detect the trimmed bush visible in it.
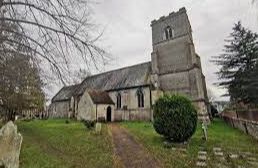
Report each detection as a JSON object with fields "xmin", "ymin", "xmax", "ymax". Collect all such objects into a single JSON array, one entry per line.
[
  {"xmin": 153, "ymin": 94, "xmax": 198, "ymax": 142},
  {"xmin": 82, "ymin": 120, "xmax": 96, "ymax": 129}
]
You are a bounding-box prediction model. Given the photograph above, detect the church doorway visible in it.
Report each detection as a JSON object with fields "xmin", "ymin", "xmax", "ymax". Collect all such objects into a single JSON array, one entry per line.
[{"xmin": 107, "ymin": 106, "xmax": 112, "ymax": 122}]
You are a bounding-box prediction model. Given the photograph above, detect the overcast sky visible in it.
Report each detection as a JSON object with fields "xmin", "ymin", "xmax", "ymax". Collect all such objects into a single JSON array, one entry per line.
[
  {"xmin": 47, "ymin": 0, "xmax": 258, "ymax": 102},
  {"xmin": 87, "ymin": 0, "xmax": 257, "ymax": 101}
]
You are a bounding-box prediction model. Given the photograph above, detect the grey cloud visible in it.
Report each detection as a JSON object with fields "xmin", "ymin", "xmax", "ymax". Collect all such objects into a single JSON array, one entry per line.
[{"xmin": 48, "ymin": 0, "xmax": 258, "ymax": 101}]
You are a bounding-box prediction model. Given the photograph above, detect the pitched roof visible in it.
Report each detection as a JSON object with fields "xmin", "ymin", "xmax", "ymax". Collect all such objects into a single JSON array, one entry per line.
[
  {"xmin": 76, "ymin": 62, "xmax": 151, "ymax": 95},
  {"xmin": 52, "ymin": 62, "xmax": 152, "ymax": 102},
  {"xmin": 88, "ymin": 90, "xmax": 114, "ymax": 105},
  {"xmin": 52, "ymin": 84, "xmax": 80, "ymax": 102}
]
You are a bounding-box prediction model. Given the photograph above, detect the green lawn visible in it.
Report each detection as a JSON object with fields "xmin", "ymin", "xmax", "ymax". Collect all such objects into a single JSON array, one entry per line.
[
  {"xmin": 17, "ymin": 119, "xmax": 114, "ymax": 168},
  {"xmin": 2, "ymin": 118, "xmax": 257, "ymax": 168},
  {"xmin": 121, "ymin": 119, "xmax": 258, "ymax": 168}
]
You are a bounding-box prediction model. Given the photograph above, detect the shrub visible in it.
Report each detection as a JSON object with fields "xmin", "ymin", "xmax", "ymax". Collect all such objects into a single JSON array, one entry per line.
[
  {"xmin": 65, "ymin": 120, "xmax": 70, "ymax": 124},
  {"xmin": 153, "ymin": 94, "xmax": 198, "ymax": 143},
  {"xmin": 82, "ymin": 120, "xmax": 96, "ymax": 129}
]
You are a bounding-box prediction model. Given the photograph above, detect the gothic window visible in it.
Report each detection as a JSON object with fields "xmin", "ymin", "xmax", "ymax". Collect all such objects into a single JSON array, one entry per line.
[
  {"xmin": 137, "ymin": 88, "xmax": 144, "ymax": 108},
  {"xmin": 116, "ymin": 92, "xmax": 121, "ymax": 109},
  {"xmin": 164, "ymin": 26, "xmax": 174, "ymax": 40}
]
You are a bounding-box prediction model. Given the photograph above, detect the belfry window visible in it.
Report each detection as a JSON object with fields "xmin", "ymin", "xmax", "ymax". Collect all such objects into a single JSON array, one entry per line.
[
  {"xmin": 165, "ymin": 26, "xmax": 174, "ymax": 40},
  {"xmin": 116, "ymin": 92, "xmax": 121, "ymax": 109},
  {"xmin": 137, "ymin": 88, "xmax": 144, "ymax": 108}
]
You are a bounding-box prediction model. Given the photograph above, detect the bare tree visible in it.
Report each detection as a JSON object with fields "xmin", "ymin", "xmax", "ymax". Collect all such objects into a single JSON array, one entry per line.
[
  {"xmin": 0, "ymin": 0, "xmax": 108, "ymax": 84},
  {"xmin": 72, "ymin": 68, "xmax": 91, "ymax": 84}
]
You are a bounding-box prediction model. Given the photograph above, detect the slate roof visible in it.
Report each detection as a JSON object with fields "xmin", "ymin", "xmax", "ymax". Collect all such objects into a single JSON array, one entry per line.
[
  {"xmin": 76, "ymin": 62, "xmax": 151, "ymax": 95},
  {"xmin": 52, "ymin": 62, "xmax": 152, "ymax": 102},
  {"xmin": 88, "ymin": 90, "xmax": 114, "ymax": 104},
  {"xmin": 52, "ymin": 84, "xmax": 80, "ymax": 102}
]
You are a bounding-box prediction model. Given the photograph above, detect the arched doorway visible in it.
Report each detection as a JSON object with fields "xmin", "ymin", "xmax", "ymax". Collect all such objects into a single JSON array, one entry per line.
[{"xmin": 106, "ymin": 106, "xmax": 112, "ymax": 122}]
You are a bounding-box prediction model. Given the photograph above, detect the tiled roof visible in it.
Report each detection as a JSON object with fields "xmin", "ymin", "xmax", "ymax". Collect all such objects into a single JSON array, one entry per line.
[
  {"xmin": 76, "ymin": 62, "xmax": 151, "ymax": 95},
  {"xmin": 52, "ymin": 84, "xmax": 80, "ymax": 102},
  {"xmin": 88, "ymin": 90, "xmax": 114, "ymax": 104},
  {"xmin": 52, "ymin": 62, "xmax": 152, "ymax": 102}
]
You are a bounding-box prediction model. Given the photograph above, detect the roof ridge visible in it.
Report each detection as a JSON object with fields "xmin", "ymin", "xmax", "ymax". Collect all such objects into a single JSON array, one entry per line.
[
  {"xmin": 52, "ymin": 61, "xmax": 152, "ymax": 102},
  {"xmin": 63, "ymin": 84, "xmax": 81, "ymax": 88}
]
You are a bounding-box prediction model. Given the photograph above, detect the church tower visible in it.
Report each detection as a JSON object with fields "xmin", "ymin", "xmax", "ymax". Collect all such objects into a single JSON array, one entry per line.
[{"xmin": 151, "ymin": 7, "xmax": 210, "ymax": 121}]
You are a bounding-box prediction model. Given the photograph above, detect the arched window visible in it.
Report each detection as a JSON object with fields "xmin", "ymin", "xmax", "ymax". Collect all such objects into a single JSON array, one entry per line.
[
  {"xmin": 137, "ymin": 88, "xmax": 144, "ymax": 108},
  {"xmin": 116, "ymin": 92, "xmax": 121, "ymax": 109},
  {"xmin": 164, "ymin": 26, "xmax": 174, "ymax": 40}
]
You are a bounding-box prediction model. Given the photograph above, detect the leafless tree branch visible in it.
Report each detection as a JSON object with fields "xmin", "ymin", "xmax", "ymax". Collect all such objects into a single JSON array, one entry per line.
[{"xmin": 0, "ymin": 0, "xmax": 109, "ymax": 85}]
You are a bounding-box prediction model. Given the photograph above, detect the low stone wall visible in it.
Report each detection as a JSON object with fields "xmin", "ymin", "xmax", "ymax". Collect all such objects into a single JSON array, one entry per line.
[
  {"xmin": 222, "ymin": 108, "xmax": 258, "ymax": 122},
  {"xmin": 222, "ymin": 115, "xmax": 258, "ymax": 140},
  {"xmin": 237, "ymin": 109, "xmax": 258, "ymax": 121}
]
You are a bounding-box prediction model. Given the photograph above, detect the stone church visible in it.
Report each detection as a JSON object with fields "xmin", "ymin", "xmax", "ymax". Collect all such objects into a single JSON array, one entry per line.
[{"xmin": 49, "ymin": 7, "xmax": 210, "ymax": 122}]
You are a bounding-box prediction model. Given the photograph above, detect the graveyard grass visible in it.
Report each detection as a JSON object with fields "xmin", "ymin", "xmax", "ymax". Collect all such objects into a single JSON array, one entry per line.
[
  {"xmin": 3, "ymin": 118, "xmax": 257, "ymax": 167},
  {"xmin": 121, "ymin": 119, "xmax": 258, "ymax": 168},
  {"xmin": 17, "ymin": 119, "xmax": 114, "ymax": 168}
]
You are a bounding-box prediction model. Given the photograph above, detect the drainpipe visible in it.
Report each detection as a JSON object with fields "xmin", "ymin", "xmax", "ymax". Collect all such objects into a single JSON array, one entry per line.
[
  {"xmin": 96, "ymin": 104, "xmax": 98, "ymax": 122},
  {"xmin": 149, "ymin": 87, "xmax": 153, "ymax": 122}
]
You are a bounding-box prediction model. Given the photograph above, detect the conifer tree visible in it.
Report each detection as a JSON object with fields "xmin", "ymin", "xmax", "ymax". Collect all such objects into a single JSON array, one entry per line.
[{"xmin": 213, "ymin": 22, "xmax": 258, "ymax": 104}]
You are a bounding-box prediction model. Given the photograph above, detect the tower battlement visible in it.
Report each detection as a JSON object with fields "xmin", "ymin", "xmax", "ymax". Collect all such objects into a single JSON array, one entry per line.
[
  {"xmin": 151, "ymin": 7, "xmax": 187, "ymax": 26},
  {"xmin": 150, "ymin": 7, "xmax": 191, "ymax": 46}
]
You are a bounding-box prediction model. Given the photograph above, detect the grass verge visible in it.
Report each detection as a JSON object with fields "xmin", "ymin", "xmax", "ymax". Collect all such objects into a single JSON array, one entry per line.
[
  {"xmin": 121, "ymin": 119, "xmax": 258, "ymax": 168},
  {"xmin": 17, "ymin": 119, "xmax": 114, "ymax": 168}
]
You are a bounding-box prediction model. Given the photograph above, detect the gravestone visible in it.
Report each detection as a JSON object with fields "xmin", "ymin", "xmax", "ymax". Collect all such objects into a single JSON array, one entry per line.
[
  {"xmin": 202, "ymin": 122, "xmax": 208, "ymax": 141},
  {"xmin": 0, "ymin": 121, "xmax": 23, "ymax": 168},
  {"xmin": 95, "ymin": 122, "xmax": 102, "ymax": 134}
]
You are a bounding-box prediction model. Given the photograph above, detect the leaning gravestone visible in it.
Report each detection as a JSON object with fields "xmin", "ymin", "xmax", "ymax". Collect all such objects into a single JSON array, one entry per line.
[{"xmin": 0, "ymin": 121, "xmax": 23, "ymax": 168}]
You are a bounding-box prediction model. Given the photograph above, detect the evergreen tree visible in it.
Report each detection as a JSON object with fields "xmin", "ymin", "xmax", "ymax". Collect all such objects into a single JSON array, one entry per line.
[{"xmin": 213, "ymin": 22, "xmax": 258, "ymax": 104}]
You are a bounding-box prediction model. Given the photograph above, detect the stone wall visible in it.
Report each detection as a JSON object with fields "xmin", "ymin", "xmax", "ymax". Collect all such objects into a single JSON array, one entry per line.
[
  {"xmin": 152, "ymin": 36, "xmax": 192, "ymax": 73},
  {"xmin": 223, "ymin": 109, "xmax": 258, "ymax": 122},
  {"xmin": 96, "ymin": 104, "xmax": 115, "ymax": 121},
  {"xmin": 222, "ymin": 116, "xmax": 258, "ymax": 140},
  {"xmin": 237, "ymin": 109, "xmax": 258, "ymax": 122},
  {"xmin": 108, "ymin": 87, "xmax": 152, "ymax": 121},
  {"xmin": 150, "ymin": 8, "xmax": 209, "ymax": 121},
  {"xmin": 108, "ymin": 87, "xmax": 151, "ymax": 110},
  {"xmin": 77, "ymin": 91, "xmax": 95, "ymax": 121},
  {"xmin": 49, "ymin": 101, "xmax": 70, "ymax": 118},
  {"xmin": 113, "ymin": 108, "xmax": 151, "ymax": 121},
  {"xmin": 151, "ymin": 7, "xmax": 191, "ymax": 45}
]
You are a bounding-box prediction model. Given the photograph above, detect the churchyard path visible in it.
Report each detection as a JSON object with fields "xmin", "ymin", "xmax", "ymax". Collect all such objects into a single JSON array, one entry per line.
[{"xmin": 108, "ymin": 124, "xmax": 161, "ymax": 168}]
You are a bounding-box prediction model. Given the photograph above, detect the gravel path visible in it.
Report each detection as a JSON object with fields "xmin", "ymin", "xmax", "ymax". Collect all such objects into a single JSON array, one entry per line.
[{"xmin": 109, "ymin": 124, "xmax": 160, "ymax": 168}]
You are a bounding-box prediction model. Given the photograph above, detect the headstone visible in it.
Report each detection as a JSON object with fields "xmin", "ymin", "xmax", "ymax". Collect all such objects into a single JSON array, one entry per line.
[
  {"xmin": 202, "ymin": 122, "xmax": 208, "ymax": 141},
  {"xmin": 214, "ymin": 151, "xmax": 224, "ymax": 156},
  {"xmin": 196, "ymin": 161, "xmax": 207, "ymax": 167},
  {"xmin": 229, "ymin": 154, "xmax": 238, "ymax": 159},
  {"xmin": 198, "ymin": 155, "xmax": 207, "ymax": 161},
  {"xmin": 213, "ymin": 147, "xmax": 222, "ymax": 152},
  {"xmin": 198, "ymin": 151, "xmax": 207, "ymax": 155},
  {"xmin": 0, "ymin": 121, "xmax": 23, "ymax": 168},
  {"xmin": 95, "ymin": 122, "xmax": 102, "ymax": 134},
  {"xmin": 247, "ymin": 157, "xmax": 257, "ymax": 161}
]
